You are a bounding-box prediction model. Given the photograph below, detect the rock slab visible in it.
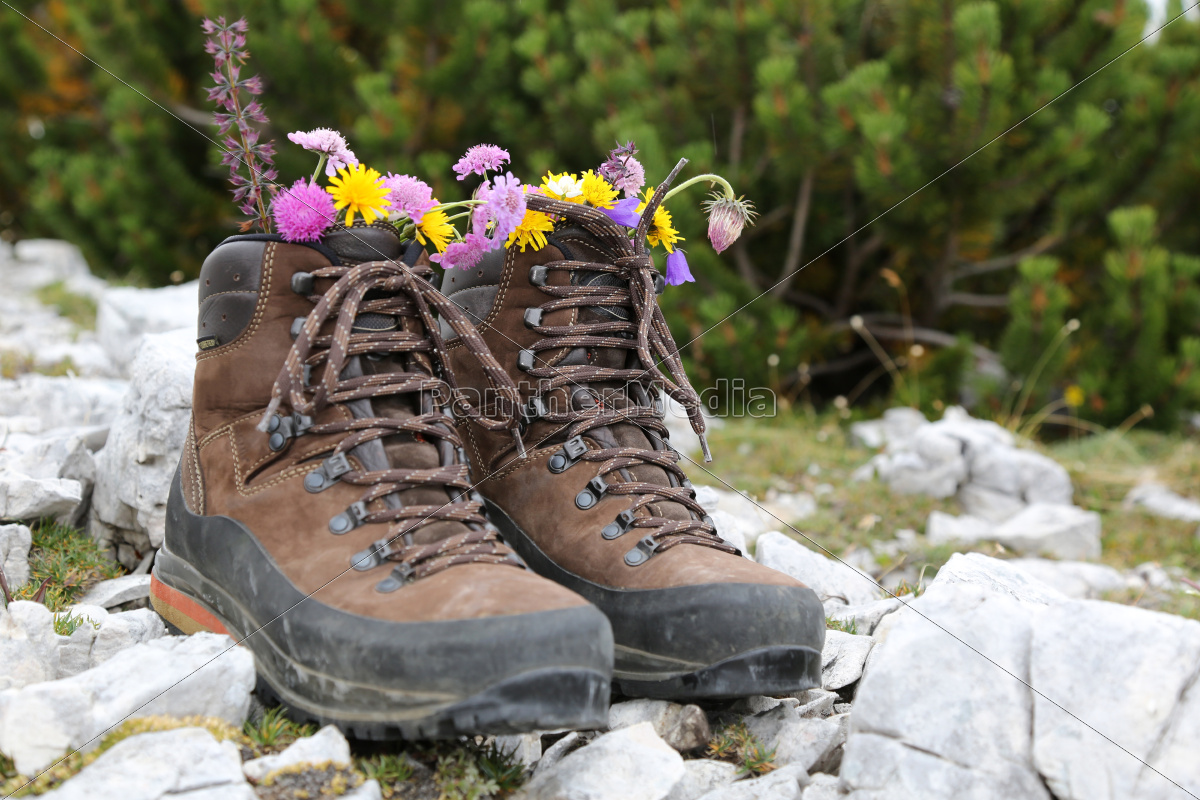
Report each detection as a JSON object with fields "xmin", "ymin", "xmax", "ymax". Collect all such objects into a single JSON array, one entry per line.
[{"xmin": 518, "ymin": 721, "xmax": 685, "ymax": 800}]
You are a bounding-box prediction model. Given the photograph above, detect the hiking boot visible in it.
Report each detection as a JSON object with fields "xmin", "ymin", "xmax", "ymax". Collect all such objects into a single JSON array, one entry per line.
[
  {"xmin": 150, "ymin": 222, "xmax": 612, "ymax": 738},
  {"xmin": 439, "ymin": 193, "xmax": 825, "ymax": 699}
]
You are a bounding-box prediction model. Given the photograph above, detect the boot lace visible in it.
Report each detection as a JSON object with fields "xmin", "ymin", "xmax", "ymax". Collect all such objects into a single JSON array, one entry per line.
[
  {"xmin": 515, "ymin": 172, "xmax": 739, "ymax": 562},
  {"xmin": 259, "ymin": 252, "xmax": 527, "ymax": 588}
]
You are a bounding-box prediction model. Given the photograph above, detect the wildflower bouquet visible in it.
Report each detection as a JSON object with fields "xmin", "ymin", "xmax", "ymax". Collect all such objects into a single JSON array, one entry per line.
[{"xmin": 204, "ymin": 16, "xmax": 756, "ymax": 284}]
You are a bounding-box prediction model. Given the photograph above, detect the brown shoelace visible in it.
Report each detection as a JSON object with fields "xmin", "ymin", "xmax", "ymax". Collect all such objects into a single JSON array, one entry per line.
[
  {"xmin": 516, "ymin": 173, "xmax": 739, "ymax": 560},
  {"xmin": 259, "ymin": 253, "xmax": 526, "ymax": 587}
]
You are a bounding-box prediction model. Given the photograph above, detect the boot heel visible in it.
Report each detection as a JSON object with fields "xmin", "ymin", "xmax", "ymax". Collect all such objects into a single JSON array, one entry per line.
[{"xmin": 150, "ymin": 572, "xmax": 232, "ymax": 637}]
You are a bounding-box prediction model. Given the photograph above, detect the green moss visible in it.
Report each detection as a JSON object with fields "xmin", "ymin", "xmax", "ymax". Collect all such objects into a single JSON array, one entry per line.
[
  {"xmin": 243, "ymin": 706, "xmax": 317, "ymax": 755},
  {"xmin": 33, "ymin": 282, "xmax": 97, "ymax": 330},
  {"xmin": 13, "ymin": 521, "xmax": 122, "ymax": 611}
]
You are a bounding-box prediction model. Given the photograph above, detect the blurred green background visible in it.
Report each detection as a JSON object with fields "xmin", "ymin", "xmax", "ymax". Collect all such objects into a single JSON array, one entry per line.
[{"xmin": 2, "ymin": 0, "xmax": 1200, "ymax": 430}]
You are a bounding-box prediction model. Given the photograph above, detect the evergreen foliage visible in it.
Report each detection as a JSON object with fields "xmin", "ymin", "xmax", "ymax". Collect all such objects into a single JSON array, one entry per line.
[{"xmin": 2, "ymin": 1, "xmax": 1200, "ymax": 427}]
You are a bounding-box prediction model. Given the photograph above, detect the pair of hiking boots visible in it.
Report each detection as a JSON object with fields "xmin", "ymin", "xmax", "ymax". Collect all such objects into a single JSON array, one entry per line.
[{"xmin": 150, "ymin": 197, "xmax": 825, "ymax": 738}]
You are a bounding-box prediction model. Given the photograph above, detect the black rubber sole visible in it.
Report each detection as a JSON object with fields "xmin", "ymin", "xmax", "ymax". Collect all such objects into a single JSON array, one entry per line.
[
  {"xmin": 156, "ymin": 467, "xmax": 613, "ymax": 740},
  {"xmin": 484, "ymin": 499, "xmax": 825, "ymax": 700}
]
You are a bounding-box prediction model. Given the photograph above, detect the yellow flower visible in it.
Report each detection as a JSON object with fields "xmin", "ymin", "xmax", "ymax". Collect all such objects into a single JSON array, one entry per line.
[
  {"xmin": 1064, "ymin": 384, "xmax": 1085, "ymax": 408},
  {"xmin": 580, "ymin": 170, "xmax": 618, "ymax": 209},
  {"xmin": 540, "ymin": 171, "xmax": 585, "ymax": 203},
  {"xmin": 415, "ymin": 203, "xmax": 453, "ymax": 253},
  {"xmin": 635, "ymin": 187, "xmax": 684, "ymax": 253},
  {"xmin": 326, "ymin": 163, "xmax": 391, "ymax": 227},
  {"xmin": 506, "ymin": 207, "xmax": 555, "ymax": 252}
]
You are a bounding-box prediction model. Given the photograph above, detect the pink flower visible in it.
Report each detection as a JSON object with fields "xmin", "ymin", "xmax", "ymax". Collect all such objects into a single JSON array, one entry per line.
[
  {"xmin": 473, "ymin": 172, "xmax": 526, "ymax": 246},
  {"xmin": 287, "ymin": 128, "xmax": 357, "ymax": 176},
  {"xmin": 665, "ymin": 249, "xmax": 694, "ymax": 286},
  {"xmin": 702, "ymin": 195, "xmax": 757, "ymax": 254},
  {"xmin": 271, "ymin": 179, "xmax": 337, "ymax": 242},
  {"xmin": 430, "ymin": 232, "xmax": 490, "ymax": 270},
  {"xmin": 382, "ymin": 173, "xmax": 437, "ymax": 224},
  {"xmin": 599, "ymin": 143, "xmax": 645, "ymax": 197},
  {"xmin": 453, "ymin": 144, "xmax": 510, "ymax": 180}
]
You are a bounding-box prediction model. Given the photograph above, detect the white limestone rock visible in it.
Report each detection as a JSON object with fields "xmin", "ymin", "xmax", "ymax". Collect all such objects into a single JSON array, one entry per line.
[
  {"xmin": 42, "ymin": 727, "xmax": 253, "ymax": 800},
  {"xmin": 800, "ymin": 773, "xmax": 843, "ymax": 800},
  {"xmin": 694, "ymin": 764, "xmax": 809, "ymax": 800},
  {"xmin": 840, "ymin": 581, "xmax": 1053, "ymax": 800},
  {"xmin": 1007, "ymin": 558, "xmax": 1128, "ymax": 599},
  {"xmin": 992, "ymin": 503, "xmax": 1102, "ymax": 561},
  {"xmin": 0, "ymin": 523, "xmax": 32, "ymax": 590},
  {"xmin": 793, "ymin": 688, "xmax": 840, "ymax": 718},
  {"xmin": 87, "ymin": 608, "xmax": 167, "ymax": 669},
  {"xmin": 821, "ymin": 630, "xmax": 874, "ymax": 691},
  {"xmin": 849, "ymin": 407, "xmax": 928, "ymax": 449},
  {"xmin": 1031, "ymin": 600, "xmax": 1200, "ymax": 800},
  {"xmin": 533, "ymin": 731, "xmax": 584, "ymax": 776},
  {"xmin": 492, "ymin": 732, "xmax": 543, "ymax": 769},
  {"xmin": 95, "ymin": 282, "xmax": 198, "ymax": 374},
  {"xmin": 90, "ymin": 329, "xmax": 196, "ymax": 567},
  {"xmin": 78, "ymin": 574, "xmax": 152, "ymax": 608},
  {"xmin": 762, "ymin": 491, "xmax": 818, "ymax": 525},
  {"xmin": 0, "ymin": 603, "xmax": 56, "ymax": 691},
  {"xmin": 242, "ymin": 725, "xmax": 351, "ymax": 782},
  {"xmin": 0, "ymin": 374, "xmax": 127, "ymax": 430},
  {"xmin": 1123, "ymin": 483, "xmax": 1200, "ymax": 523},
  {"xmin": 55, "ymin": 604, "xmax": 108, "ymax": 679},
  {"xmin": 756, "ymin": 533, "xmax": 879, "ymax": 610},
  {"xmin": 709, "ymin": 510, "xmax": 753, "ymax": 558},
  {"xmin": 519, "ymin": 722, "xmax": 685, "ymax": 800},
  {"xmin": 665, "ymin": 760, "xmax": 741, "ymax": 800},
  {"xmin": 608, "ymin": 699, "xmax": 711, "ymax": 752},
  {"xmin": 0, "ymin": 474, "xmax": 82, "ymax": 523},
  {"xmin": 0, "ymin": 631, "xmax": 254, "ymax": 774},
  {"xmin": 930, "ymin": 552, "xmax": 1067, "ymax": 607},
  {"xmin": 956, "ymin": 484, "xmax": 1027, "ymax": 524}
]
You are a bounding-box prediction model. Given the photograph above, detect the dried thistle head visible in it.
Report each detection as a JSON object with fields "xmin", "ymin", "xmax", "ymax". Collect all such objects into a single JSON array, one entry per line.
[{"xmin": 702, "ymin": 192, "xmax": 757, "ymax": 253}]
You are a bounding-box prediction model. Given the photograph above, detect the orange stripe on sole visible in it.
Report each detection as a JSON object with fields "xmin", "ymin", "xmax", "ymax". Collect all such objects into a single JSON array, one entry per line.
[{"xmin": 150, "ymin": 573, "xmax": 233, "ymax": 638}]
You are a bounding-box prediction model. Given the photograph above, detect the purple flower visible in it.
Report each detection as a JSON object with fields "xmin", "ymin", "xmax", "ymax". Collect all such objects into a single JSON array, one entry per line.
[
  {"xmin": 599, "ymin": 142, "xmax": 645, "ymax": 197},
  {"xmin": 665, "ymin": 249, "xmax": 694, "ymax": 286},
  {"xmin": 600, "ymin": 196, "xmax": 641, "ymax": 228},
  {"xmin": 474, "ymin": 172, "xmax": 527, "ymax": 246},
  {"xmin": 702, "ymin": 194, "xmax": 757, "ymax": 254},
  {"xmin": 271, "ymin": 180, "xmax": 337, "ymax": 242},
  {"xmin": 287, "ymin": 128, "xmax": 357, "ymax": 176},
  {"xmin": 382, "ymin": 173, "xmax": 437, "ymax": 224},
  {"xmin": 430, "ymin": 232, "xmax": 490, "ymax": 270},
  {"xmin": 453, "ymin": 144, "xmax": 510, "ymax": 180}
]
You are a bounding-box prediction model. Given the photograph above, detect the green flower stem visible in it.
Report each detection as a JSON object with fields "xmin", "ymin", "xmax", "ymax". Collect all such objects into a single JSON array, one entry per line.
[
  {"xmin": 311, "ymin": 154, "xmax": 327, "ymax": 184},
  {"xmin": 434, "ymin": 199, "xmax": 485, "ymax": 212},
  {"xmin": 661, "ymin": 174, "xmax": 736, "ymax": 204},
  {"xmin": 444, "ymin": 211, "xmax": 475, "ymax": 223}
]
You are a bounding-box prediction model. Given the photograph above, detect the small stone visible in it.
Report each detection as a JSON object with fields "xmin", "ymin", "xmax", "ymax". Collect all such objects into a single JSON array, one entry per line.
[
  {"xmin": 0, "ymin": 604, "xmax": 55, "ymax": 691},
  {"xmin": 609, "ymin": 699, "xmax": 711, "ymax": 752},
  {"xmin": 345, "ymin": 779, "xmax": 384, "ymax": 800},
  {"xmin": 665, "ymin": 760, "xmax": 740, "ymax": 800},
  {"xmin": 956, "ymin": 484, "xmax": 1026, "ymax": 524},
  {"xmin": 793, "ymin": 689, "xmax": 838, "ymax": 718},
  {"xmin": 756, "ymin": 533, "xmax": 879, "ymax": 610},
  {"xmin": 77, "ymin": 575, "xmax": 152, "ymax": 609},
  {"xmin": 931, "ymin": 552, "xmax": 1067, "ymax": 608},
  {"xmin": 821, "ymin": 631, "xmax": 874, "ymax": 691},
  {"xmin": 0, "ymin": 523, "xmax": 32, "ymax": 590},
  {"xmin": 88, "ymin": 608, "xmax": 167, "ymax": 669},
  {"xmin": 1123, "ymin": 482, "xmax": 1200, "ymax": 523},
  {"xmin": 243, "ymin": 725, "xmax": 351, "ymax": 782},
  {"xmin": 832, "ymin": 703, "xmax": 852, "ymax": 715},
  {"xmin": 492, "ymin": 732, "xmax": 542, "ymax": 769},
  {"xmin": 925, "ymin": 510, "xmax": 992, "ymax": 547},
  {"xmin": 743, "ymin": 705, "xmax": 845, "ymax": 773},
  {"xmin": 1007, "ymin": 558, "xmax": 1126, "ymax": 599},
  {"xmin": 56, "ymin": 605, "xmax": 109, "ymax": 679},
  {"xmin": 41, "ymin": 727, "xmax": 253, "ymax": 800},
  {"xmin": 800, "ymin": 772, "xmax": 842, "ymax": 800},
  {"xmin": 709, "ymin": 510, "xmax": 752, "ymax": 559},
  {"xmin": 519, "ymin": 722, "xmax": 685, "ymax": 800},
  {"xmin": 0, "ymin": 631, "xmax": 254, "ymax": 774},
  {"xmin": 694, "ymin": 763, "xmax": 809, "ymax": 800},
  {"xmin": 849, "ymin": 407, "xmax": 927, "ymax": 449},
  {"xmin": 824, "ymin": 596, "xmax": 908, "ymax": 636},
  {"xmin": 992, "ymin": 503, "xmax": 1102, "ymax": 561},
  {"xmin": 534, "ymin": 732, "xmax": 584, "ymax": 776}
]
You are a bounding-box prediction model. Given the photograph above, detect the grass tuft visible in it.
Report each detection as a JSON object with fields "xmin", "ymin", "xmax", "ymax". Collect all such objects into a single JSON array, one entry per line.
[
  {"xmin": 52, "ymin": 608, "xmax": 102, "ymax": 636},
  {"xmin": 707, "ymin": 721, "xmax": 777, "ymax": 776},
  {"xmin": 13, "ymin": 521, "xmax": 122, "ymax": 611},
  {"xmin": 243, "ymin": 706, "xmax": 316, "ymax": 755},
  {"xmin": 33, "ymin": 282, "xmax": 97, "ymax": 330}
]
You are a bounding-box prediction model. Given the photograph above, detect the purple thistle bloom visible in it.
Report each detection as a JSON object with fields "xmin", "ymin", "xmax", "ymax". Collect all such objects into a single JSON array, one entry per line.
[
  {"xmin": 272, "ymin": 179, "xmax": 337, "ymax": 242},
  {"xmin": 600, "ymin": 196, "xmax": 641, "ymax": 228},
  {"xmin": 702, "ymin": 194, "xmax": 758, "ymax": 254},
  {"xmin": 431, "ymin": 232, "xmax": 490, "ymax": 270},
  {"xmin": 665, "ymin": 249, "xmax": 694, "ymax": 286},
  {"xmin": 382, "ymin": 173, "xmax": 437, "ymax": 224},
  {"xmin": 453, "ymin": 144, "xmax": 510, "ymax": 180},
  {"xmin": 473, "ymin": 172, "xmax": 526, "ymax": 246},
  {"xmin": 599, "ymin": 153, "xmax": 645, "ymax": 197},
  {"xmin": 287, "ymin": 128, "xmax": 357, "ymax": 176}
]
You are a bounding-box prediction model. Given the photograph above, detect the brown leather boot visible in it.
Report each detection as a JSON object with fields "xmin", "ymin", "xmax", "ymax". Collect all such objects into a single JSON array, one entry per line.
[
  {"xmin": 440, "ymin": 195, "xmax": 824, "ymax": 699},
  {"xmin": 150, "ymin": 222, "xmax": 612, "ymax": 738}
]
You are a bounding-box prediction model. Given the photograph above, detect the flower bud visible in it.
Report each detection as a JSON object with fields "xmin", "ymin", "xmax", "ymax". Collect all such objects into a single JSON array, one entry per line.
[{"xmin": 702, "ymin": 194, "xmax": 757, "ymax": 253}]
